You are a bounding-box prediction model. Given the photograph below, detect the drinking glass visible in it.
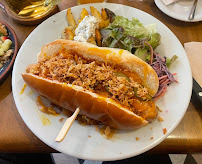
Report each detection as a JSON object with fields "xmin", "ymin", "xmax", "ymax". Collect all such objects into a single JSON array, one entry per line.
[
  {"xmin": 0, "ymin": 0, "xmax": 60, "ymax": 25},
  {"xmin": 77, "ymin": 0, "xmax": 107, "ymax": 5}
]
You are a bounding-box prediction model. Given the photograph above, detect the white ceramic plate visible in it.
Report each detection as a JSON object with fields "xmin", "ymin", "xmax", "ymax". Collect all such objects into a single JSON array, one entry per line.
[
  {"xmin": 155, "ymin": 0, "xmax": 202, "ymax": 22},
  {"xmin": 12, "ymin": 3, "xmax": 192, "ymax": 161}
]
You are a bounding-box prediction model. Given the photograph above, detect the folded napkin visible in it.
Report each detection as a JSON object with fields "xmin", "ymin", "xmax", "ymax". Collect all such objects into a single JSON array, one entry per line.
[
  {"xmin": 162, "ymin": 0, "xmax": 179, "ymax": 5},
  {"xmin": 184, "ymin": 42, "xmax": 202, "ymax": 87}
]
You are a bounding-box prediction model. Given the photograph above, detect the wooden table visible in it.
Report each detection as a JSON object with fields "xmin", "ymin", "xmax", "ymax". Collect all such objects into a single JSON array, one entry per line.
[{"xmin": 0, "ymin": 0, "xmax": 202, "ymax": 154}]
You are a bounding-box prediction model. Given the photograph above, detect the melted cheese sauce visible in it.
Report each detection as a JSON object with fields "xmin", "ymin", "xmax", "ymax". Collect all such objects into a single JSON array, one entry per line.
[
  {"xmin": 40, "ymin": 114, "xmax": 51, "ymax": 126},
  {"xmin": 36, "ymin": 96, "xmax": 59, "ymax": 116},
  {"xmin": 20, "ymin": 84, "xmax": 27, "ymax": 94},
  {"xmin": 119, "ymin": 49, "xmax": 124, "ymax": 56},
  {"xmin": 87, "ymin": 47, "xmax": 112, "ymax": 56}
]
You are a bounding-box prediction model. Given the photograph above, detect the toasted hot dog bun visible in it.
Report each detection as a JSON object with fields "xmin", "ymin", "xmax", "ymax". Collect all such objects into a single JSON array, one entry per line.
[
  {"xmin": 37, "ymin": 39, "xmax": 159, "ymax": 96},
  {"xmin": 22, "ymin": 40, "xmax": 159, "ymax": 129}
]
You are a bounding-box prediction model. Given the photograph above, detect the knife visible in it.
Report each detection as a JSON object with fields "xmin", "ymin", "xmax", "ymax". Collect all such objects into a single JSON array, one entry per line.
[{"xmin": 192, "ymin": 78, "xmax": 202, "ymax": 105}]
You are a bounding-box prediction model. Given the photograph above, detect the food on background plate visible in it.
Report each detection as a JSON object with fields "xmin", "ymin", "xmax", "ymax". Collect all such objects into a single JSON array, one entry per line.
[
  {"xmin": 21, "ymin": 39, "xmax": 159, "ymax": 129},
  {"xmin": 61, "ymin": 7, "xmax": 178, "ymax": 101},
  {"xmin": 0, "ymin": 23, "xmax": 14, "ymax": 68}
]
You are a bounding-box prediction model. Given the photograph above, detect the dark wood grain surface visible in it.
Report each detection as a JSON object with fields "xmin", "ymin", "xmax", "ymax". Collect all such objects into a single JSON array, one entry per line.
[{"xmin": 0, "ymin": 0, "xmax": 202, "ymax": 154}]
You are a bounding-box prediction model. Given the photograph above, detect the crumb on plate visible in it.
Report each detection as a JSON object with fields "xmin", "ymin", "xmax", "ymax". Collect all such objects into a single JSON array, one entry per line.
[
  {"xmin": 156, "ymin": 106, "xmax": 162, "ymax": 112},
  {"xmin": 158, "ymin": 116, "xmax": 164, "ymax": 122},
  {"xmin": 163, "ymin": 128, "xmax": 167, "ymax": 135},
  {"xmin": 59, "ymin": 118, "xmax": 64, "ymax": 122}
]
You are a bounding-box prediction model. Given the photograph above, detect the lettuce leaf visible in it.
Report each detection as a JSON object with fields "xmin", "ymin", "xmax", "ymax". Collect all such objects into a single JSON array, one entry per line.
[
  {"xmin": 166, "ymin": 55, "xmax": 178, "ymax": 68},
  {"xmin": 101, "ymin": 15, "xmax": 161, "ymax": 63},
  {"xmin": 148, "ymin": 33, "xmax": 161, "ymax": 49},
  {"xmin": 134, "ymin": 48, "xmax": 149, "ymax": 61},
  {"xmin": 108, "ymin": 16, "xmax": 150, "ymax": 39},
  {"xmin": 145, "ymin": 24, "xmax": 157, "ymax": 34}
]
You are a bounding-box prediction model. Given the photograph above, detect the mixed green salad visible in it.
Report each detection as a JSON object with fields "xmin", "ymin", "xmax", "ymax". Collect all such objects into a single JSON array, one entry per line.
[{"xmin": 101, "ymin": 9, "xmax": 178, "ymax": 100}]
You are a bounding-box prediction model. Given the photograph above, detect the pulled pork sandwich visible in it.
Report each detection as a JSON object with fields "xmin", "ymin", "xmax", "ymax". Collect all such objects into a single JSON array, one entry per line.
[{"xmin": 22, "ymin": 39, "xmax": 159, "ymax": 129}]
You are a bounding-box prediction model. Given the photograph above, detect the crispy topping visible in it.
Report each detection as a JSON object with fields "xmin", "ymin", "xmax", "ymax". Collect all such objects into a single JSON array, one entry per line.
[
  {"xmin": 59, "ymin": 118, "xmax": 64, "ymax": 122},
  {"xmin": 78, "ymin": 115, "xmax": 100, "ymax": 126},
  {"xmin": 27, "ymin": 52, "xmax": 151, "ymax": 113},
  {"xmin": 99, "ymin": 125, "xmax": 115, "ymax": 139},
  {"xmin": 158, "ymin": 116, "xmax": 164, "ymax": 122}
]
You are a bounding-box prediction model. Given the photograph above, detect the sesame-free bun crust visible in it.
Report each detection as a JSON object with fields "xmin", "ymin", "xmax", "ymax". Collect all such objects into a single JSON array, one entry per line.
[
  {"xmin": 22, "ymin": 40, "xmax": 159, "ymax": 129},
  {"xmin": 22, "ymin": 73, "xmax": 149, "ymax": 129}
]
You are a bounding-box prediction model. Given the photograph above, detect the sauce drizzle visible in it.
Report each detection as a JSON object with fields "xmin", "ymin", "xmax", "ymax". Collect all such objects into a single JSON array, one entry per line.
[
  {"xmin": 40, "ymin": 114, "xmax": 51, "ymax": 126},
  {"xmin": 20, "ymin": 84, "xmax": 27, "ymax": 94},
  {"xmin": 36, "ymin": 96, "xmax": 59, "ymax": 116}
]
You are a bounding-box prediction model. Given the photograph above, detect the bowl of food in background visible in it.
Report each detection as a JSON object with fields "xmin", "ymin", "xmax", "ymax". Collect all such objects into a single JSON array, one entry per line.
[{"xmin": 0, "ymin": 20, "xmax": 18, "ymax": 82}]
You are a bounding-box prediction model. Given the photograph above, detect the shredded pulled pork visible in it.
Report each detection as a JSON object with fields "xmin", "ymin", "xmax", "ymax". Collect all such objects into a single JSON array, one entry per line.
[{"xmin": 27, "ymin": 52, "xmax": 151, "ymax": 112}]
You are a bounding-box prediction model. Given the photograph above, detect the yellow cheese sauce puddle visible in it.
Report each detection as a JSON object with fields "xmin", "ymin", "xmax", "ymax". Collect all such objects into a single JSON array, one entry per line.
[
  {"xmin": 28, "ymin": 90, "xmax": 34, "ymax": 95},
  {"xmin": 36, "ymin": 96, "xmax": 61, "ymax": 126},
  {"xmin": 20, "ymin": 84, "xmax": 59, "ymax": 126},
  {"xmin": 40, "ymin": 114, "xmax": 51, "ymax": 126},
  {"xmin": 20, "ymin": 86, "xmax": 121, "ymax": 140},
  {"xmin": 36, "ymin": 96, "xmax": 60, "ymax": 116}
]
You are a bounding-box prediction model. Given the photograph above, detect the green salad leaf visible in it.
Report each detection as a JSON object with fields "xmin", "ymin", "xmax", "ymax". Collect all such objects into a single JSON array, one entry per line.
[
  {"xmin": 134, "ymin": 48, "xmax": 150, "ymax": 62},
  {"xmin": 166, "ymin": 55, "xmax": 178, "ymax": 68},
  {"xmin": 101, "ymin": 16, "xmax": 161, "ymax": 61},
  {"xmin": 110, "ymin": 16, "xmax": 150, "ymax": 39},
  {"xmin": 147, "ymin": 33, "xmax": 161, "ymax": 49}
]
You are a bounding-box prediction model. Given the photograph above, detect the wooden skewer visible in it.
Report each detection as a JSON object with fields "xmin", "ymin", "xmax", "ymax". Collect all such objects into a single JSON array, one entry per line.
[{"xmin": 55, "ymin": 107, "xmax": 80, "ymax": 142}]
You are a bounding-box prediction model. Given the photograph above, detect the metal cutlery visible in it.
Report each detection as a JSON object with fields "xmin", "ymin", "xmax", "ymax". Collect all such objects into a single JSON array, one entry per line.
[{"xmin": 188, "ymin": 0, "xmax": 198, "ymax": 20}]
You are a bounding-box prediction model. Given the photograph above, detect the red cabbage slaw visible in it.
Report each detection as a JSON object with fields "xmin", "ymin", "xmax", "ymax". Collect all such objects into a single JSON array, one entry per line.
[{"xmin": 145, "ymin": 41, "xmax": 178, "ymax": 101}]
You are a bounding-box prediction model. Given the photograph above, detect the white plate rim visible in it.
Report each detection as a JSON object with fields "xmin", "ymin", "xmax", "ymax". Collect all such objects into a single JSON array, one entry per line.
[
  {"xmin": 154, "ymin": 0, "xmax": 202, "ymax": 22},
  {"xmin": 12, "ymin": 3, "xmax": 192, "ymax": 161}
]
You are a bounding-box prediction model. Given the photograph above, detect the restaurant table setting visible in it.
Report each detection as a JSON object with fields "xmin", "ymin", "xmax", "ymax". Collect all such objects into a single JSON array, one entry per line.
[
  {"xmin": 155, "ymin": 0, "xmax": 202, "ymax": 22},
  {"xmin": 0, "ymin": 0, "xmax": 202, "ymax": 161}
]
